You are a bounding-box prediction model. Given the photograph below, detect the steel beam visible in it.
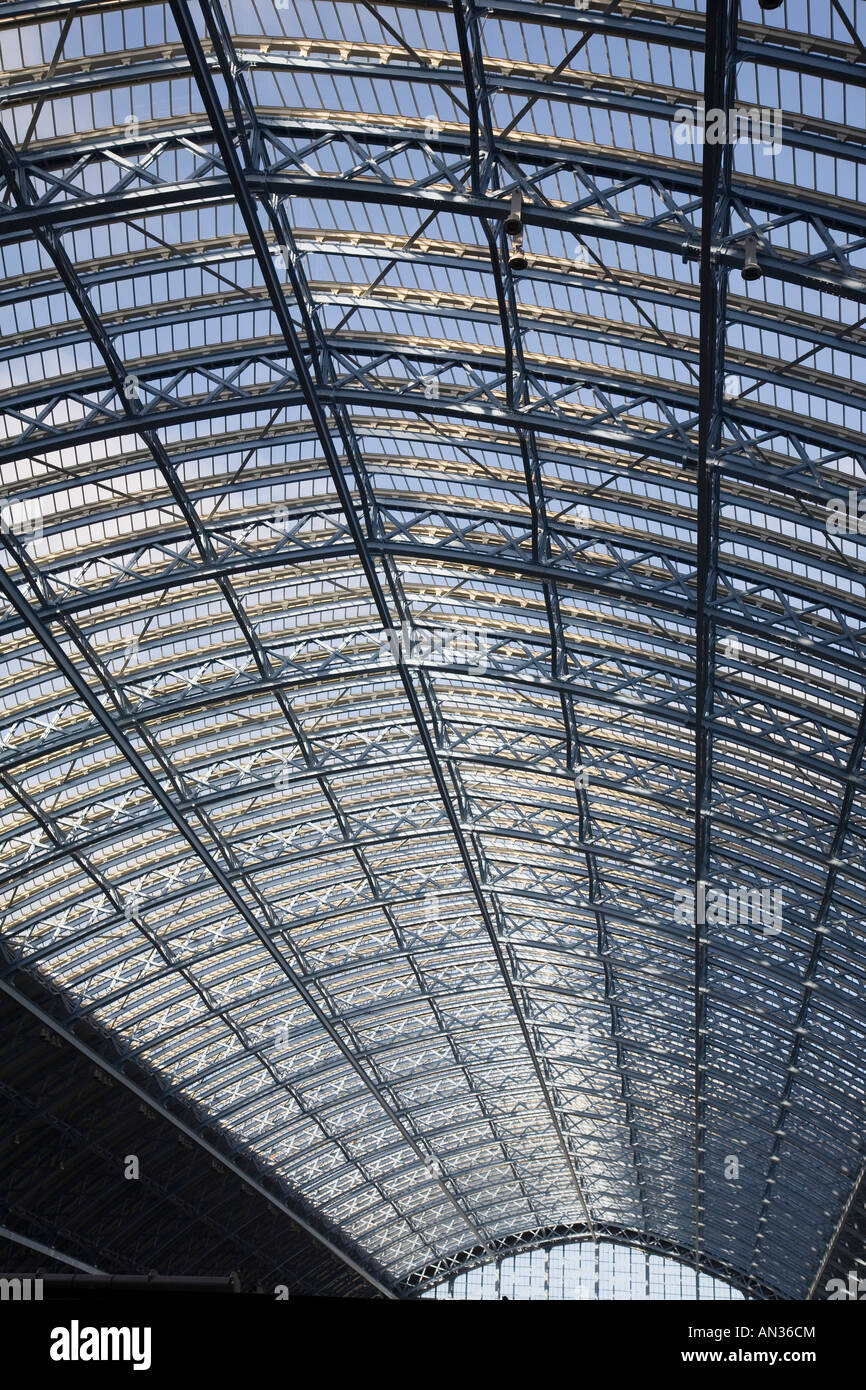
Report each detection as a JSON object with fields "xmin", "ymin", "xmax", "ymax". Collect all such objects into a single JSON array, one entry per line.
[
  {"xmin": 169, "ymin": 0, "xmax": 597, "ymax": 1236},
  {"xmin": 693, "ymin": 0, "xmax": 737, "ymax": 1291},
  {"xmin": 0, "ymin": 1227, "xmax": 104, "ymax": 1275},
  {"xmin": 0, "ymin": 974, "xmax": 398, "ymax": 1297}
]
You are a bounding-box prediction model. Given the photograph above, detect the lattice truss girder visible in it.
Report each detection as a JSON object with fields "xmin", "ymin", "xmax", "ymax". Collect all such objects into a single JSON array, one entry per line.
[{"xmin": 0, "ymin": 0, "xmax": 864, "ymax": 1295}]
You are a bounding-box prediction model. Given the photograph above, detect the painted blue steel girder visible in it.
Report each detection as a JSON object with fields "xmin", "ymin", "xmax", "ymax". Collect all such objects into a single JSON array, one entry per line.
[{"xmin": 0, "ymin": 0, "xmax": 864, "ymax": 1297}]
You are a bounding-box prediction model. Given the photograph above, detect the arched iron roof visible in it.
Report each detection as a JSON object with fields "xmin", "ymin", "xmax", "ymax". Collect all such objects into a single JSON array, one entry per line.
[{"xmin": 0, "ymin": 0, "xmax": 864, "ymax": 1300}]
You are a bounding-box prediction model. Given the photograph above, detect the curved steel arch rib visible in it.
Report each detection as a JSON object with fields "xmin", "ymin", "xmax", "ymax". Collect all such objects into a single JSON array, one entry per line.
[
  {"xmin": 0, "ymin": 0, "xmax": 864, "ymax": 1297},
  {"xmin": 403, "ymin": 1222, "xmax": 782, "ymax": 1300}
]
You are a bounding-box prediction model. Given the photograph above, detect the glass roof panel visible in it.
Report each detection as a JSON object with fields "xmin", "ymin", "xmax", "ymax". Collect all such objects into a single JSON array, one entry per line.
[{"xmin": 0, "ymin": 0, "xmax": 864, "ymax": 1297}]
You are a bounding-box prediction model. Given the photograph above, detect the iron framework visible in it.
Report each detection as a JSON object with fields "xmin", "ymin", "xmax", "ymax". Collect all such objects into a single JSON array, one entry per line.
[{"xmin": 0, "ymin": 0, "xmax": 864, "ymax": 1298}]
